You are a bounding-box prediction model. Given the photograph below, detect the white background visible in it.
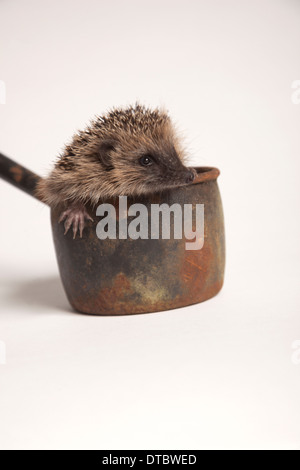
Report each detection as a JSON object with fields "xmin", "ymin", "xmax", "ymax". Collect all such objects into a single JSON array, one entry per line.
[{"xmin": 0, "ymin": 0, "xmax": 300, "ymax": 450}]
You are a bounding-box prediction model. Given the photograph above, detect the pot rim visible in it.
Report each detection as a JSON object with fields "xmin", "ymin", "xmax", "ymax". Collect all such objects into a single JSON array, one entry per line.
[{"xmin": 192, "ymin": 166, "xmax": 220, "ymax": 184}]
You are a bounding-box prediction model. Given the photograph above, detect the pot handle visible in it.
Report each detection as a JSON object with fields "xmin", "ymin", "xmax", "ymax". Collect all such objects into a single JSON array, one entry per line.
[{"xmin": 0, "ymin": 152, "xmax": 44, "ymax": 203}]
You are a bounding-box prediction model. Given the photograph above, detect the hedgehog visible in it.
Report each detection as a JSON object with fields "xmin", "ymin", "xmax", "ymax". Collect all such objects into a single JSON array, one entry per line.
[{"xmin": 36, "ymin": 103, "xmax": 196, "ymax": 238}]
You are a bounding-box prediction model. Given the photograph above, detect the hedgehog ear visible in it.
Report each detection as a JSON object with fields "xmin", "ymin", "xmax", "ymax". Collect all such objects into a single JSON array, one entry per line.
[{"xmin": 98, "ymin": 139, "xmax": 117, "ymax": 169}]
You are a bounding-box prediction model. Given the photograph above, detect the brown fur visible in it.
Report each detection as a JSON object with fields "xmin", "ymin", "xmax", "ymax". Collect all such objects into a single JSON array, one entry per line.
[{"xmin": 36, "ymin": 103, "xmax": 193, "ymax": 208}]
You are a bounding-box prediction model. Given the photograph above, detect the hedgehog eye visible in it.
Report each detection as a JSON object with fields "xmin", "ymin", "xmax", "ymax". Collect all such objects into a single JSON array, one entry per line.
[{"xmin": 139, "ymin": 155, "xmax": 154, "ymax": 167}]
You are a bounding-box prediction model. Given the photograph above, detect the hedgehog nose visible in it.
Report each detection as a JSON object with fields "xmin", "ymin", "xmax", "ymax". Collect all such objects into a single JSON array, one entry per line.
[{"xmin": 185, "ymin": 170, "xmax": 195, "ymax": 184}]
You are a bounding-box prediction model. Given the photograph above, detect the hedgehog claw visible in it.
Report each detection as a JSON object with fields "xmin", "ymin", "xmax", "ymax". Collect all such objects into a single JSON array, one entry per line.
[{"xmin": 59, "ymin": 204, "xmax": 93, "ymax": 239}]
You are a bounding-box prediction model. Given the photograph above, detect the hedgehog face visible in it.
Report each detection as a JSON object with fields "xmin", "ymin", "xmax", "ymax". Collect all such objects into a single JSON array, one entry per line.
[
  {"xmin": 49, "ymin": 104, "xmax": 196, "ymax": 205},
  {"xmin": 97, "ymin": 134, "xmax": 195, "ymax": 196}
]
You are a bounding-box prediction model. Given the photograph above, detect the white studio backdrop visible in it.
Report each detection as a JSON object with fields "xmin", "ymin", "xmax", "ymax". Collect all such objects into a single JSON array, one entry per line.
[{"xmin": 0, "ymin": 0, "xmax": 299, "ymax": 450}]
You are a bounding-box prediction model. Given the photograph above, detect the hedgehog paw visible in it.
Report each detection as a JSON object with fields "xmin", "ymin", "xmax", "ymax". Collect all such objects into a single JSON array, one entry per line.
[{"xmin": 59, "ymin": 204, "xmax": 93, "ymax": 239}]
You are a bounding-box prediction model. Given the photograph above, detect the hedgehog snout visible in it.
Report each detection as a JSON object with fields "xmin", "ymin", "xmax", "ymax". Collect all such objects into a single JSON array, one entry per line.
[{"xmin": 184, "ymin": 169, "xmax": 195, "ymax": 184}]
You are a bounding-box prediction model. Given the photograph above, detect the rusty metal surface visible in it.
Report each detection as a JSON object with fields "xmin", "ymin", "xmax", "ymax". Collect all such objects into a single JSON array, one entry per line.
[{"xmin": 51, "ymin": 167, "xmax": 225, "ymax": 315}]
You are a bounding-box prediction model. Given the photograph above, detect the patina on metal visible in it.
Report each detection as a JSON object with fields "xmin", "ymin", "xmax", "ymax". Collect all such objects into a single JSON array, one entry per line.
[{"xmin": 0, "ymin": 152, "xmax": 225, "ymax": 315}]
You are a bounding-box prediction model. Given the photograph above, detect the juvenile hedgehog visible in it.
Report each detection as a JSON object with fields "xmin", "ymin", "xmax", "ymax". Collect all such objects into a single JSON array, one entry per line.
[{"xmin": 36, "ymin": 103, "xmax": 195, "ymax": 238}]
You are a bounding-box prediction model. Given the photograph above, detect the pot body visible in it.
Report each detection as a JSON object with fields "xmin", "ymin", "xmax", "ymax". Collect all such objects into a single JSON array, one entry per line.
[{"xmin": 51, "ymin": 168, "xmax": 225, "ymax": 315}]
